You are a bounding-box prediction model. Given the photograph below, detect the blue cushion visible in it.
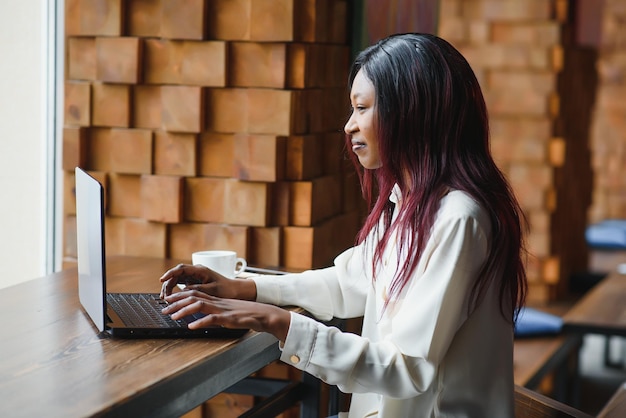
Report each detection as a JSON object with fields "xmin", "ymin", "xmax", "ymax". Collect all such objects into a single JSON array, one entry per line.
[
  {"xmin": 585, "ymin": 219, "xmax": 626, "ymax": 249},
  {"xmin": 514, "ymin": 307, "xmax": 563, "ymax": 337}
]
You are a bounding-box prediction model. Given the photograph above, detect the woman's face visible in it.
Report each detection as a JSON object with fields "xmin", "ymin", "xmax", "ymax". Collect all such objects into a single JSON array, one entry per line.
[{"xmin": 344, "ymin": 69, "xmax": 381, "ymax": 169}]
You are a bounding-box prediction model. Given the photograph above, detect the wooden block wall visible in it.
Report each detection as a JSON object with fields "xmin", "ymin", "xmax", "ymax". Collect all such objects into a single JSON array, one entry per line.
[
  {"xmin": 588, "ymin": 0, "xmax": 626, "ymax": 223},
  {"xmin": 62, "ymin": 0, "xmax": 360, "ymax": 276},
  {"xmin": 439, "ymin": 0, "xmax": 576, "ymax": 303},
  {"xmin": 63, "ymin": 1, "xmax": 356, "ymax": 417}
]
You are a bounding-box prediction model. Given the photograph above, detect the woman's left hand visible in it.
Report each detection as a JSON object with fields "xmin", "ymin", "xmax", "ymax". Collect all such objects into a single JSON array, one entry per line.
[{"xmin": 162, "ymin": 290, "xmax": 291, "ymax": 341}]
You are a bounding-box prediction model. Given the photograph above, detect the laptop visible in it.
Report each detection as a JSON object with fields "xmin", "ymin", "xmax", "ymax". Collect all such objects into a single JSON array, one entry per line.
[{"xmin": 75, "ymin": 167, "xmax": 248, "ymax": 339}]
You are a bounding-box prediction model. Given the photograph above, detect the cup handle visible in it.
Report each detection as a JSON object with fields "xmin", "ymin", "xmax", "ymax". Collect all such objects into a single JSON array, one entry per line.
[{"xmin": 234, "ymin": 258, "xmax": 247, "ymax": 276}]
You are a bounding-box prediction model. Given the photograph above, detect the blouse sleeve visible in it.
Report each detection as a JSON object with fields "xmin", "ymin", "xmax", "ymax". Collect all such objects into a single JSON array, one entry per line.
[
  {"xmin": 252, "ymin": 245, "xmax": 372, "ymax": 320},
  {"xmin": 277, "ymin": 205, "xmax": 491, "ymax": 398}
]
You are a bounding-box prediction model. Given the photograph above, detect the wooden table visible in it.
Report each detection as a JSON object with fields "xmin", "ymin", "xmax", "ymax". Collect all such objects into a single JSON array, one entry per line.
[
  {"xmin": 563, "ymin": 269, "xmax": 626, "ymax": 337},
  {"xmin": 0, "ymin": 256, "xmax": 295, "ymax": 418}
]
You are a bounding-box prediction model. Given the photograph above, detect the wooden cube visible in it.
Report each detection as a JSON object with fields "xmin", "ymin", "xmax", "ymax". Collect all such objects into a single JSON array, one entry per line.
[
  {"xmin": 247, "ymin": 89, "xmax": 298, "ymax": 135},
  {"xmin": 271, "ymin": 181, "xmax": 291, "ymax": 226},
  {"xmin": 154, "ymin": 131, "xmax": 197, "ymax": 176},
  {"xmin": 249, "ymin": 227, "xmax": 281, "ymax": 267},
  {"xmin": 286, "ymin": 44, "xmax": 308, "ymax": 88},
  {"xmin": 323, "ymin": 132, "xmax": 344, "ymax": 175},
  {"xmin": 326, "ymin": 44, "xmax": 350, "ymax": 86},
  {"xmin": 133, "ymin": 85, "xmax": 162, "ymax": 129},
  {"xmin": 314, "ymin": 87, "xmax": 347, "ymax": 132},
  {"xmin": 92, "ymin": 83, "xmax": 131, "ymax": 127},
  {"xmin": 286, "ymin": 44, "xmax": 350, "ymax": 88},
  {"xmin": 79, "ymin": 0, "xmax": 123, "ymax": 36},
  {"xmin": 107, "ymin": 173, "xmax": 142, "ymax": 218},
  {"xmin": 96, "ymin": 37, "xmax": 142, "ymax": 84},
  {"xmin": 282, "ymin": 226, "xmax": 315, "ymax": 269},
  {"xmin": 106, "ymin": 218, "xmax": 177, "ymax": 260},
  {"xmin": 233, "ymin": 134, "xmax": 286, "ymax": 182},
  {"xmin": 205, "ymin": 88, "xmax": 248, "ymax": 133},
  {"xmin": 64, "ymin": 215, "xmax": 77, "ymax": 259},
  {"xmin": 64, "ymin": 81, "xmax": 91, "ymax": 126},
  {"xmin": 224, "ymin": 180, "xmax": 272, "ymax": 227},
  {"xmin": 249, "ymin": 0, "xmax": 295, "ymax": 41},
  {"xmin": 286, "ymin": 135, "xmax": 324, "ymax": 180},
  {"xmin": 65, "ymin": 0, "xmax": 81, "ymax": 35},
  {"xmin": 161, "ymin": 0, "xmax": 206, "ymax": 40},
  {"xmin": 207, "ymin": 0, "xmax": 321, "ymax": 41},
  {"xmin": 229, "ymin": 42, "xmax": 287, "ymax": 88},
  {"xmin": 484, "ymin": 87, "xmax": 549, "ymax": 117},
  {"xmin": 109, "ymin": 128, "xmax": 153, "ymax": 174},
  {"xmin": 328, "ymin": 0, "xmax": 348, "ymax": 44},
  {"xmin": 169, "ymin": 222, "xmax": 249, "ymax": 260},
  {"xmin": 67, "ymin": 37, "xmax": 96, "ymax": 80},
  {"xmin": 64, "ymin": 171, "xmax": 77, "ymax": 215},
  {"xmin": 141, "ymin": 175, "xmax": 184, "ymax": 223},
  {"xmin": 104, "ymin": 216, "xmax": 126, "ymax": 256},
  {"xmin": 306, "ymin": 0, "xmax": 347, "ymax": 44},
  {"xmin": 199, "ymin": 133, "xmax": 235, "ymax": 177},
  {"xmin": 294, "ymin": 0, "xmax": 319, "ymax": 42},
  {"xmin": 283, "ymin": 212, "xmax": 358, "ymax": 269},
  {"xmin": 127, "ymin": 0, "xmax": 162, "ymax": 37},
  {"xmin": 184, "ymin": 177, "xmax": 227, "ymax": 223},
  {"xmin": 86, "ymin": 128, "xmax": 113, "ymax": 171},
  {"xmin": 206, "ymin": 0, "xmax": 252, "ymax": 40},
  {"xmin": 143, "ymin": 39, "xmax": 181, "ymax": 84},
  {"xmin": 161, "ymin": 85, "xmax": 204, "ymax": 133},
  {"xmin": 63, "ymin": 127, "xmax": 88, "ymax": 170},
  {"xmin": 290, "ymin": 175, "xmax": 342, "ymax": 226},
  {"xmin": 181, "ymin": 41, "xmax": 227, "ymax": 87}
]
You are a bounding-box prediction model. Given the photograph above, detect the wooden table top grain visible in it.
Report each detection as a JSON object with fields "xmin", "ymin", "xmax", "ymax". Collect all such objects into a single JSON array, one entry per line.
[
  {"xmin": 563, "ymin": 269, "xmax": 626, "ymax": 337},
  {"xmin": 0, "ymin": 256, "xmax": 281, "ymax": 418}
]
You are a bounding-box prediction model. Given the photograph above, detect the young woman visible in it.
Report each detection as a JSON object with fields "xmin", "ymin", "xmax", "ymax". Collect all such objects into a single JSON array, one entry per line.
[{"xmin": 160, "ymin": 33, "xmax": 527, "ymax": 417}]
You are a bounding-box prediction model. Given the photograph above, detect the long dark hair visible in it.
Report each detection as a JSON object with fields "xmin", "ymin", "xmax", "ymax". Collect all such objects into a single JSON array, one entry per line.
[{"xmin": 346, "ymin": 33, "xmax": 527, "ymax": 323}]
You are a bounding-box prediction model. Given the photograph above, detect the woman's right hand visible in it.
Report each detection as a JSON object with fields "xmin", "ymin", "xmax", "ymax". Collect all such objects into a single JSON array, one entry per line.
[
  {"xmin": 162, "ymin": 290, "xmax": 290, "ymax": 341},
  {"xmin": 159, "ymin": 263, "xmax": 257, "ymax": 301}
]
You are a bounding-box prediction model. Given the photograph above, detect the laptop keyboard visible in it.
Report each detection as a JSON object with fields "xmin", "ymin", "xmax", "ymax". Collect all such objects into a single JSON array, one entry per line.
[{"xmin": 107, "ymin": 293, "xmax": 189, "ymax": 328}]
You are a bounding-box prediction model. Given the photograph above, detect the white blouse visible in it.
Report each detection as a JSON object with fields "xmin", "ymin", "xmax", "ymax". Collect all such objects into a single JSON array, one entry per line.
[{"xmin": 252, "ymin": 189, "xmax": 514, "ymax": 418}]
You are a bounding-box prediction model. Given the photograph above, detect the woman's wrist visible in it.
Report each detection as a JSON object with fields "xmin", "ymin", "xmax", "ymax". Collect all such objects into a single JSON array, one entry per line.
[
  {"xmin": 267, "ymin": 308, "xmax": 291, "ymax": 342},
  {"xmin": 236, "ymin": 278, "xmax": 257, "ymax": 301}
]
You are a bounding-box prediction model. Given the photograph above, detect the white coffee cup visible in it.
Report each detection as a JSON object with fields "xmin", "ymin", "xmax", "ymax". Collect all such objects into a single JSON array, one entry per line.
[{"xmin": 192, "ymin": 250, "xmax": 247, "ymax": 279}]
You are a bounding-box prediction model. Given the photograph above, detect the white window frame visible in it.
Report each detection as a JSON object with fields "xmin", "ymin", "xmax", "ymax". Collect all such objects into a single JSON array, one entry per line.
[{"xmin": 44, "ymin": 0, "xmax": 64, "ymax": 273}]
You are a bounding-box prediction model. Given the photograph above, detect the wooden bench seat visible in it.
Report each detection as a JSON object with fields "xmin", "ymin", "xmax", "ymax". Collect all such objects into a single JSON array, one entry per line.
[
  {"xmin": 597, "ymin": 381, "xmax": 626, "ymax": 418},
  {"xmin": 514, "ymin": 302, "xmax": 582, "ymax": 403},
  {"xmin": 514, "ymin": 334, "xmax": 582, "ymax": 390},
  {"xmin": 515, "ymin": 385, "xmax": 592, "ymax": 418}
]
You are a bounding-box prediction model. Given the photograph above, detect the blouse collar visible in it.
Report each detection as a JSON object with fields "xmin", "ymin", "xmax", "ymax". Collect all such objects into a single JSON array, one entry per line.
[{"xmin": 389, "ymin": 184, "xmax": 402, "ymax": 204}]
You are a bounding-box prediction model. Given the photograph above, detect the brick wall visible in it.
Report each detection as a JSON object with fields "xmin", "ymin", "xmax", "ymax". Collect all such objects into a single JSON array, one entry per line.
[
  {"xmin": 588, "ymin": 0, "xmax": 626, "ymax": 222},
  {"xmin": 62, "ymin": 0, "xmax": 362, "ymax": 275},
  {"xmin": 438, "ymin": 0, "xmax": 593, "ymax": 303},
  {"xmin": 440, "ymin": 0, "xmax": 626, "ymax": 302}
]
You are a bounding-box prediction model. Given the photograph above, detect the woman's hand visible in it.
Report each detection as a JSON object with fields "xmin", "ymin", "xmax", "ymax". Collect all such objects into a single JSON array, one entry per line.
[
  {"xmin": 159, "ymin": 263, "xmax": 256, "ymax": 301},
  {"xmin": 162, "ymin": 290, "xmax": 291, "ymax": 341}
]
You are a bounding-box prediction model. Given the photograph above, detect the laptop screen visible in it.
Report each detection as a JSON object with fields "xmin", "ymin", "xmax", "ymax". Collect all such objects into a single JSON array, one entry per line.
[{"xmin": 75, "ymin": 167, "xmax": 107, "ymax": 332}]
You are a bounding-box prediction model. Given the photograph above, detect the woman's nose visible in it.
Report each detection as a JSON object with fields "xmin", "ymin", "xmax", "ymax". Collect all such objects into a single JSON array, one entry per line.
[{"xmin": 344, "ymin": 112, "xmax": 357, "ymax": 135}]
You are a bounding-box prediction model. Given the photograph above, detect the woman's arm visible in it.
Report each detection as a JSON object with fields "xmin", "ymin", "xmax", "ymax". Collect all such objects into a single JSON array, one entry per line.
[
  {"xmin": 280, "ymin": 207, "xmax": 491, "ymax": 398},
  {"xmin": 252, "ymin": 250, "xmax": 370, "ymax": 321}
]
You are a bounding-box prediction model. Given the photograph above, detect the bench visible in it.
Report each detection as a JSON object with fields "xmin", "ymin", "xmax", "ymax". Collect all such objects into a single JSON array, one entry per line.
[
  {"xmin": 514, "ymin": 385, "xmax": 592, "ymax": 418},
  {"xmin": 597, "ymin": 381, "xmax": 626, "ymax": 418},
  {"xmin": 514, "ymin": 334, "xmax": 582, "ymax": 403},
  {"xmin": 514, "ymin": 303, "xmax": 582, "ymax": 404}
]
